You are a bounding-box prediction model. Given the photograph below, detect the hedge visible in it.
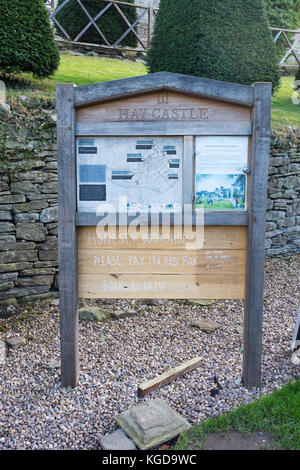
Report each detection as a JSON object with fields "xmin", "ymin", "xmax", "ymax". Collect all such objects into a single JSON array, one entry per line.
[
  {"xmin": 0, "ymin": 0, "xmax": 59, "ymax": 78},
  {"xmin": 147, "ymin": 0, "xmax": 281, "ymax": 90}
]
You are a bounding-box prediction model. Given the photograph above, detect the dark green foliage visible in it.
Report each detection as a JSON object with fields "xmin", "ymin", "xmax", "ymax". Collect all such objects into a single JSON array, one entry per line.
[
  {"xmin": 56, "ymin": 0, "xmax": 138, "ymax": 48},
  {"xmin": 0, "ymin": 0, "xmax": 60, "ymax": 78},
  {"xmin": 147, "ymin": 0, "xmax": 281, "ymax": 90},
  {"xmin": 264, "ymin": 0, "xmax": 300, "ymax": 29}
]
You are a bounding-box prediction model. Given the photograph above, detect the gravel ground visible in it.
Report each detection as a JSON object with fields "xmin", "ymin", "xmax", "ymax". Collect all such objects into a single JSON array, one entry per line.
[{"xmin": 0, "ymin": 255, "xmax": 299, "ymax": 450}]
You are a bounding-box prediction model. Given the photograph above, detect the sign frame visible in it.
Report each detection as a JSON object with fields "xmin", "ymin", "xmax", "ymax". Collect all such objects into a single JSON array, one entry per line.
[{"xmin": 57, "ymin": 72, "xmax": 272, "ymax": 389}]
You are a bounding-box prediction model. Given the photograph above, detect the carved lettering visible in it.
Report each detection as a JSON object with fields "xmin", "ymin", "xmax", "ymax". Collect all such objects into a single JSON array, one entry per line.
[{"xmin": 117, "ymin": 107, "xmax": 209, "ymax": 121}]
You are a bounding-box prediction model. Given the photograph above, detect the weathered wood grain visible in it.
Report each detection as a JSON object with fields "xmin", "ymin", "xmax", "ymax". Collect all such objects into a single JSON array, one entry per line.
[
  {"xmin": 77, "ymin": 226, "xmax": 247, "ymax": 250},
  {"xmin": 74, "ymin": 72, "xmax": 254, "ymax": 107},
  {"xmin": 243, "ymin": 82, "xmax": 272, "ymax": 389},
  {"xmin": 57, "ymin": 83, "xmax": 79, "ymax": 388},
  {"xmin": 76, "ymin": 212, "xmax": 249, "ymax": 227},
  {"xmin": 75, "ymin": 120, "xmax": 252, "ymax": 136},
  {"xmin": 76, "ymin": 90, "xmax": 251, "ymax": 123},
  {"xmin": 78, "ymin": 273, "xmax": 246, "ymax": 299},
  {"xmin": 78, "ymin": 248, "xmax": 246, "ymax": 275},
  {"xmin": 291, "ymin": 306, "xmax": 300, "ymax": 352},
  {"xmin": 138, "ymin": 357, "xmax": 202, "ymax": 396}
]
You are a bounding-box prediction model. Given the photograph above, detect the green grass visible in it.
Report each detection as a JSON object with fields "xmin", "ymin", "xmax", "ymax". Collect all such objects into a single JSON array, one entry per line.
[
  {"xmin": 175, "ymin": 379, "xmax": 300, "ymax": 450},
  {"xmin": 2, "ymin": 54, "xmax": 299, "ymax": 131},
  {"xmin": 4, "ymin": 53, "xmax": 147, "ymax": 98},
  {"xmin": 271, "ymin": 76, "xmax": 300, "ymax": 131}
]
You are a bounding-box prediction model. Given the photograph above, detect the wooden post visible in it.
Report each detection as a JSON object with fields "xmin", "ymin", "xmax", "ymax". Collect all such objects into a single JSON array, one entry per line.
[
  {"xmin": 57, "ymin": 83, "xmax": 79, "ymax": 388},
  {"xmin": 243, "ymin": 82, "xmax": 272, "ymax": 389}
]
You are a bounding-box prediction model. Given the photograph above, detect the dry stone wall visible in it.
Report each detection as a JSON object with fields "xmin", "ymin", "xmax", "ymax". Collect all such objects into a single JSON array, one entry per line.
[{"xmin": 0, "ymin": 98, "xmax": 299, "ymax": 305}]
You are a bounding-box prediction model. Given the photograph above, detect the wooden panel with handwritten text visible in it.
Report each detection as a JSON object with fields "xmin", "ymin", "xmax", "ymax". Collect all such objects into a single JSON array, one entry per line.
[{"xmin": 78, "ymin": 226, "xmax": 246, "ymax": 299}]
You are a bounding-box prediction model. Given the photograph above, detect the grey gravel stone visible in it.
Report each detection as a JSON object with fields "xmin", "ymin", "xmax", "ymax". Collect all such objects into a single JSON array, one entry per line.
[
  {"xmin": 6, "ymin": 336, "xmax": 26, "ymax": 349},
  {"xmin": 98, "ymin": 429, "xmax": 137, "ymax": 450},
  {"xmin": 112, "ymin": 309, "xmax": 138, "ymax": 320},
  {"xmin": 190, "ymin": 319, "xmax": 221, "ymax": 333}
]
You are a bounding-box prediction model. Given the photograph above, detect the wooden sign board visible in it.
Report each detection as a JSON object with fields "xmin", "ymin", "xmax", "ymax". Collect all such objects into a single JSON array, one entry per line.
[{"xmin": 57, "ymin": 72, "xmax": 272, "ymax": 390}]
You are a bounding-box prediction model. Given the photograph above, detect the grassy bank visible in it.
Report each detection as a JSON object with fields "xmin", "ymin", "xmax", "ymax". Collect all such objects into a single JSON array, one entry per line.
[
  {"xmin": 2, "ymin": 54, "xmax": 299, "ymax": 132},
  {"xmin": 175, "ymin": 379, "xmax": 300, "ymax": 450}
]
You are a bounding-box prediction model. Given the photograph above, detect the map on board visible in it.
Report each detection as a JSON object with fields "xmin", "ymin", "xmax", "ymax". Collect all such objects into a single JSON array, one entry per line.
[{"xmin": 77, "ymin": 137, "xmax": 183, "ymax": 213}]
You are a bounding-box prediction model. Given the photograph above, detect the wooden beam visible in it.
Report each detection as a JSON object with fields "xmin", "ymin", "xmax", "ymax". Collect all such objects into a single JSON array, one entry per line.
[
  {"xmin": 57, "ymin": 83, "xmax": 79, "ymax": 388},
  {"xmin": 75, "ymin": 211, "xmax": 249, "ymax": 227},
  {"xmin": 243, "ymin": 82, "xmax": 272, "ymax": 389},
  {"xmin": 75, "ymin": 121, "xmax": 252, "ymax": 137},
  {"xmin": 291, "ymin": 306, "xmax": 300, "ymax": 352},
  {"xmin": 74, "ymin": 72, "xmax": 255, "ymax": 108},
  {"xmin": 138, "ymin": 357, "xmax": 202, "ymax": 396}
]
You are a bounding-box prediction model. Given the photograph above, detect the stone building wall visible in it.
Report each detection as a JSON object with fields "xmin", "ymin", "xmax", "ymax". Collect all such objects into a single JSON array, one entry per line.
[{"xmin": 0, "ymin": 100, "xmax": 299, "ymax": 305}]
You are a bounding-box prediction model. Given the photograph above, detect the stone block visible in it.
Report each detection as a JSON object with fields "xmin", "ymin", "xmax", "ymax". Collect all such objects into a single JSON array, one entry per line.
[
  {"xmin": 39, "ymin": 238, "xmax": 58, "ymax": 251},
  {"xmin": 0, "ymin": 281, "xmax": 14, "ymax": 291},
  {"xmin": 0, "ymin": 241, "xmax": 36, "ymax": 252},
  {"xmin": 15, "ymin": 275, "xmax": 54, "ymax": 287},
  {"xmin": 10, "ymin": 181, "xmax": 38, "ymax": 194},
  {"xmin": 38, "ymin": 250, "xmax": 58, "ymax": 261},
  {"xmin": 98, "ymin": 430, "xmax": 137, "ymax": 450},
  {"xmin": 0, "ymin": 250, "xmax": 37, "ymax": 264},
  {"xmin": 79, "ymin": 307, "xmax": 110, "ymax": 322},
  {"xmin": 0, "ymin": 222, "xmax": 15, "ymax": 233},
  {"xmin": 1, "ymin": 195, "xmax": 25, "ymax": 204},
  {"xmin": 6, "ymin": 336, "xmax": 26, "ymax": 349},
  {"xmin": 190, "ymin": 319, "xmax": 221, "ymax": 333},
  {"xmin": 112, "ymin": 309, "xmax": 138, "ymax": 320},
  {"xmin": 40, "ymin": 206, "xmax": 58, "ymax": 223},
  {"xmin": 115, "ymin": 399, "xmax": 191, "ymax": 450},
  {"xmin": 13, "ymin": 200, "xmax": 48, "ymax": 214},
  {"xmin": 16, "ymin": 223, "xmax": 45, "ymax": 242},
  {"xmin": 0, "ymin": 262, "xmax": 33, "ymax": 274},
  {"xmin": 14, "ymin": 213, "xmax": 39, "ymax": 223},
  {"xmin": 0, "ymin": 211, "xmax": 12, "ymax": 221},
  {"xmin": 41, "ymin": 182, "xmax": 58, "ymax": 194}
]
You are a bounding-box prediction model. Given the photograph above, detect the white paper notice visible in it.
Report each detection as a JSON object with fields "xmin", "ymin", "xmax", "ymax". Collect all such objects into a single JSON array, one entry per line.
[{"xmin": 195, "ymin": 136, "xmax": 248, "ymax": 211}]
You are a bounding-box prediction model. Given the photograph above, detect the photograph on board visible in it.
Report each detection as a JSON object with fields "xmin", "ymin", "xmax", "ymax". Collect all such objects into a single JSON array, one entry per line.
[
  {"xmin": 195, "ymin": 174, "xmax": 246, "ymax": 210},
  {"xmin": 195, "ymin": 136, "xmax": 248, "ymax": 211}
]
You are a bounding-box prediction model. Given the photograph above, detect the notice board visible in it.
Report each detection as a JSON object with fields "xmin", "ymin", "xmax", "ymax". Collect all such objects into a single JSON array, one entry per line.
[{"xmin": 57, "ymin": 72, "xmax": 272, "ymax": 389}]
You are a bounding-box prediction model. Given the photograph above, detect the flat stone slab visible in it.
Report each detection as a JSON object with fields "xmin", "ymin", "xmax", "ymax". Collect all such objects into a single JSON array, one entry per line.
[
  {"xmin": 6, "ymin": 336, "xmax": 26, "ymax": 349},
  {"xmin": 79, "ymin": 306, "xmax": 110, "ymax": 322},
  {"xmin": 187, "ymin": 299, "xmax": 214, "ymax": 306},
  {"xmin": 48, "ymin": 359, "xmax": 60, "ymax": 370},
  {"xmin": 190, "ymin": 319, "xmax": 221, "ymax": 333},
  {"xmin": 112, "ymin": 309, "xmax": 138, "ymax": 320},
  {"xmin": 115, "ymin": 399, "xmax": 191, "ymax": 450},
  {"xmin": 0, "ymin": 340, "xmax": 6, "ymax": 365},
  {"xmin": 98, "ymin": 429, "xmax": 137, "ymax": 450}
]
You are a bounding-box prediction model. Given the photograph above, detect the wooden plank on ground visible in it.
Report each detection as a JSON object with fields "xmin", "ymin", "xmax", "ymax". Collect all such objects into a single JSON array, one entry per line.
[{"xmin": 138, "ymin": 357, "xmax": 202, "ymax": 396}]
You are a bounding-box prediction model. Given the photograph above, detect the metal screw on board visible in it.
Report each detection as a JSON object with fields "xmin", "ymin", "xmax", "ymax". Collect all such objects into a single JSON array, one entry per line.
[{"xmin": 243, "ymin": 167, "xmax": 251, "ymax": 175}]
